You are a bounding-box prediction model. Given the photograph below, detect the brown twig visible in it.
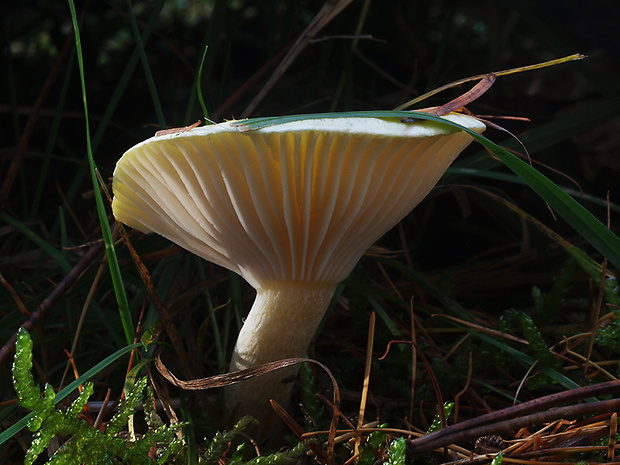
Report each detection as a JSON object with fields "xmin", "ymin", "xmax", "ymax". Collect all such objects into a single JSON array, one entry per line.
[
  {"xmin": 380, "ymin": 339, "xmax": 447, "ymax": 429},
  {"xmin": 315, "ymin": 393, "xmax": 381, "ymax": 463},
  {"xmin": 0, "ymin": 241, "xmax": 105, "ymax": 366},
  {"xmin": 432, "ymin": 74, "xmax": 497, "ymax": 116},
  {"xmin": 270, "ymin": 399, "xmax": 330, "ymax": 464},
  {"xmin": 0, "ymin": 274, "xmax": 30, "ymax": 317},
  {"xmin": 406, "ymin": 380, "xmax": 620, "ymax": 454},
  {"xmin": 355, "ymin": 311, "xmax": 375, "ymax": 457},
  {"xmin": 116, "ymin": 226, "xmax": 195, "ymax": 381},
  {"xmin": 585, "ymin": 257, "xmax": 608, "ymax": 381},
  {"xmin": 154, "ymin": 120, "xmax": 201, "ymax": 136},
  {"xmin": 212, "ymin": 45, "xmax": 290, "ymax": 121},
  {"xmin": 156, "ymin": 355, "xmax": 341, "ymax": 465},
  {"xmin": 393, "ymin": 54, "xmax": 585, "ymax": 112},
  {"xmin": 240, "ymin": 0, "xmax": 355, "ymax": 118}
]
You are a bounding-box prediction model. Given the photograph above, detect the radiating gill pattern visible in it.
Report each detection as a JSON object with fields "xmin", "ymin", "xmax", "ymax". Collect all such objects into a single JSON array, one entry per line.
[
  {"xmin": 326, "ymin": 133, "xmax": 474, "ymax": 282},
  {"xmin": 113, "ymin": 118, "xmax": 481, "ymax": 289}
]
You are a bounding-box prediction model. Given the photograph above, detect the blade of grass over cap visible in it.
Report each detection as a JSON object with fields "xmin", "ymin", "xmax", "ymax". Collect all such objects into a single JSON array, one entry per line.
[
  {"xmin": 455, "ymin": 96, "xmax": 620, "ymax": 175},
  {"xmin": 235, "ymin": 111, "xmax": 620, "ymax": 269}
]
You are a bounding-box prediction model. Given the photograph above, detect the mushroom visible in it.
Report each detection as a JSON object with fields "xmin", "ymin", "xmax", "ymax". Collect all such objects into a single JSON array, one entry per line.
[{"xmin": 112, "ymin": 113, "xmax": 485, "ymax": 435}]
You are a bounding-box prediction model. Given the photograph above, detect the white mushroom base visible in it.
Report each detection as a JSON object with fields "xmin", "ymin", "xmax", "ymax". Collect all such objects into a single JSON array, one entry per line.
[{"xmin": 225, "ymin": 281, "xmax": 337, "ymax": 438}]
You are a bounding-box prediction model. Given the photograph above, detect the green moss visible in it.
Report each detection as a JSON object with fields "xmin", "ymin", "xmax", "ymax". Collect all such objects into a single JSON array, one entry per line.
[{"xmin": 12, "ymin": 329, "xmax": 185, "ymax": 464}]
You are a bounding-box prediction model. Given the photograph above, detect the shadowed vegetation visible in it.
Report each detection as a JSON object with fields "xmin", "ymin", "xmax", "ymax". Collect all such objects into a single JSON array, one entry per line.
[{"xmin": 1, "ymin": 0, "xmax": 619, "ymax": 463}]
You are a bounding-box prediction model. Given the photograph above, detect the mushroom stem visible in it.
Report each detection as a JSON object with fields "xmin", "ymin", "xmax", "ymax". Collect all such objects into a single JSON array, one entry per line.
[
  {"xmin": 111, "ymin": 113, "xmax": 487, "ymax": 441},
  {"xmin": 225, "ymin": 281, "xmax": 337, "ymax": 431}
]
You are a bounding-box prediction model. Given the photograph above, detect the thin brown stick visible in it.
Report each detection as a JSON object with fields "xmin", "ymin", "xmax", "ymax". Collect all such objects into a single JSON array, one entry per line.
[
  {"xmin": 393, "ymin": 54, "xmax": 585, "ymax": 112},
  {"xmin": 432, "ymin": 74, "xmax": 496, "ymax": 116},
  {"xmin": 93, "ymin": 388, "xmax": 112, "ymax": 431},
  {"xmin": 154, "ymin": 120, "xmax": 201, "ymax": 136},
  {"xmin": 0, "ymin": 241, "xmax": 105, "ymax": 366},
  {"xmin": 355, "ymin": 312, "xmax": 376, "ymax": 457},
  {"xmin": 117, "ymin": 225, "xmax": 194, "ymax": 381},
  {"xmin": 585, "ymin": 257, "xmax": 608, "ymax": 382},
  {"xmin": 609, "ymin": 412, "xmax": 617, "ymax": 461},
  {"xmin": 60, "ymin": 262, "xmax": 106, "ymax": 388},
  {"xmin": 432, "ymin": 314, "xmax": 529, "ymax": 345},
  {"xmin": 316, "ymin": 393, "xmax": 381, "ymax": 462},
  {"xmin": 453, "ymin": 352, "xmax": 472, "ymax": 424},
  {"xmin": 241, "ymin": 0, "xmax": 355, "ymax": 118},
  {"xmin": 407, "ymin": 380, "xmax": 620, "ymax": 454},
  {"xmin": 408, "ymin": 300, "xmax": 417, "ymax": 423},
  {"xmin": 270, "ymin": 400, "xmax": 330, "ymax": 464},
  {"xmin": 0, "ymin": 274, "xmax": 30, "ymax": 317},
  {"xmin": 381, "ymin": 339, "xmax": 446, "ymax": 429},
  {"xmin": 212, "ymin": 45, "xmax": 290, "ymax": 121}
]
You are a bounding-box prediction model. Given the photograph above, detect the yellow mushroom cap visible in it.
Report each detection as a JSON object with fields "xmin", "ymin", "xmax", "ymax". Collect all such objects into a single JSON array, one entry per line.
[{"xmin": 112, "ymin": 114, "xmax": 485, "ymax": 289}]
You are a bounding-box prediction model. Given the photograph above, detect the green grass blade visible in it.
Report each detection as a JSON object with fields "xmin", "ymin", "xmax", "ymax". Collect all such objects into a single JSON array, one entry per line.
[
  {"xmin": 126, "ymin": 0, "xmax": 166, "ymax": 129},
  {"xmin": 55, "ymin": 0, "xmax": 165, "ymax": 243},
  {"xmin": 185, "ymin": 0, "xmax": 226, "ymax": 123},
  {"xmin": 380, "ymin": 257, "xmax": 580, "ymax": 390},
  {"xmin": 449, "ymin": 164, "xmax": 620, "ymax": 215},
  {"xmin": 455, "ymin": 97, "xmax": 620, "ymax": 173},
  {"xmin": 197, "ymin": 261, "xmax": 225, "ymax": 369},
  {"xmin": 470, "ymin": 130, "xmax": 620, "ymax": 270},
  {"xmin": 474, "ymin": 331, "xmax": 580, "ymax": 389},
  {"xmin": 67, "ymin": 0, "xmax": 134, "ymax": 345},
  {"xmin": 366, "ymin": 294, "xmax": 402, "ymax": 338},
  {"xmin": 92, "ymin": 0, "xmax": 165, "ymax": 151},
  {"xmin": 196, "ymin": 46, "xmax": 211, "ymax": 121},
  {"xmin": 1, "ymin": 212, "xmax": 71, "ymax": 274}
]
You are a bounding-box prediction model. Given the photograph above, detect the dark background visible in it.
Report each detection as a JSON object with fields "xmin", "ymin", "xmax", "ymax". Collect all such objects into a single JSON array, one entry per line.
[
  {"xmin": 2, "ymin": 0, "xmax": 619, "ymax": 222},
  {"xmin": 1, "ymin": 0, "xmax": 620, "ymax": 460}
]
